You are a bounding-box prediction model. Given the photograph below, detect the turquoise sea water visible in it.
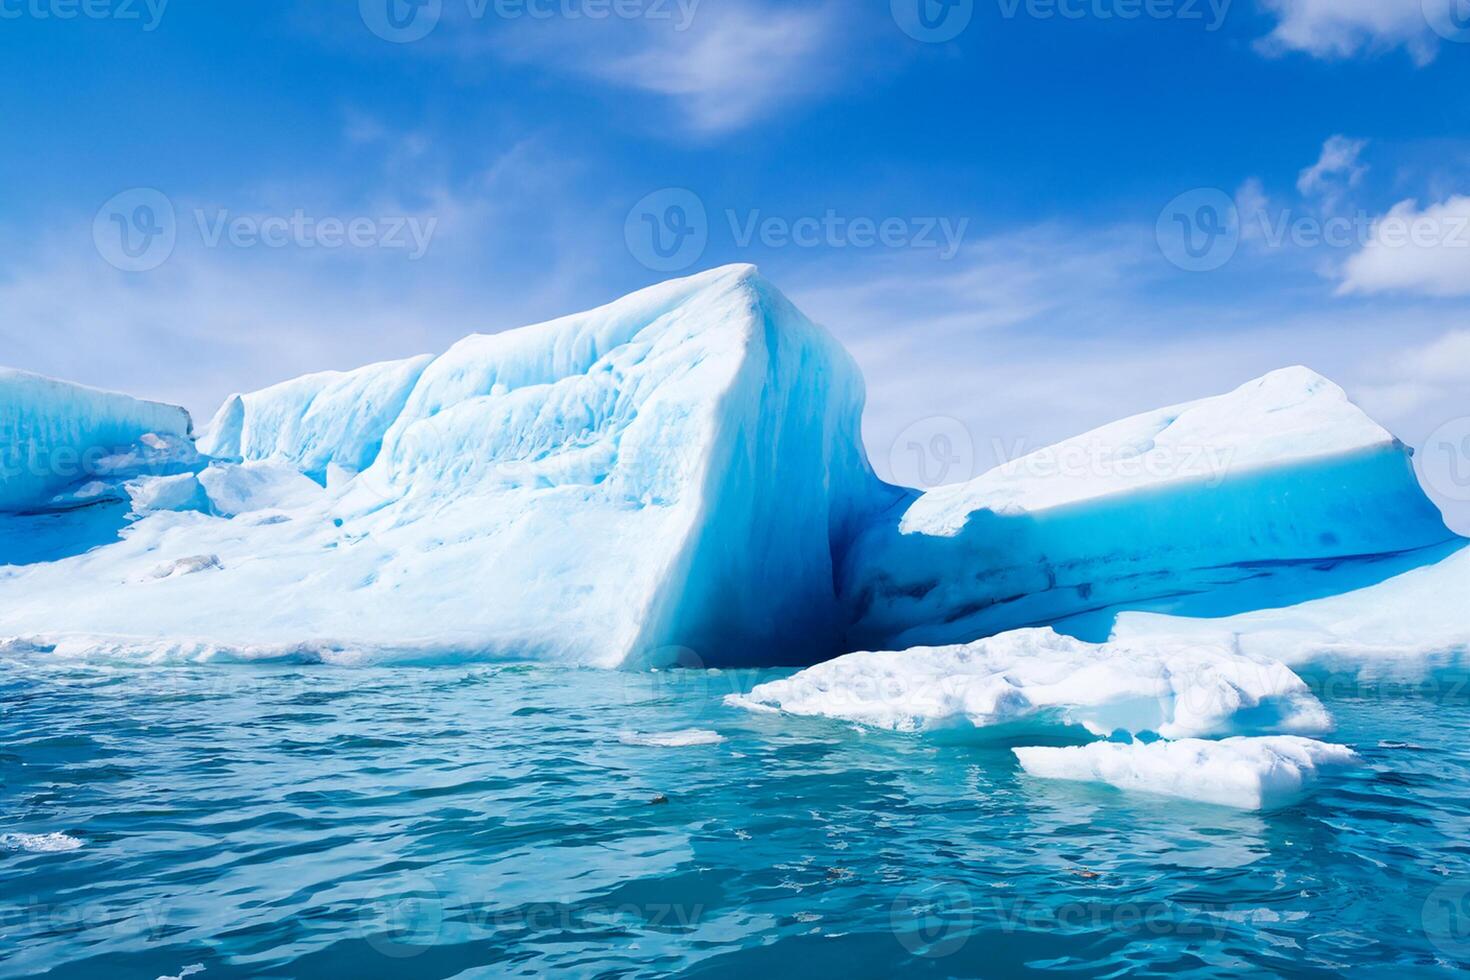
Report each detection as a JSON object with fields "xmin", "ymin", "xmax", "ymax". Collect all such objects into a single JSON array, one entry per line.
[{"xmin": 4, "ymin": 659, "xmax": 1470, "ymax": 978}]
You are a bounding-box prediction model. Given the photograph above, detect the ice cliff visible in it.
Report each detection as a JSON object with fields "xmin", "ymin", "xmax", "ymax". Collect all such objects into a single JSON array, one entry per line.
[
  {"xmin": 0, "ymin": 266, "xmax": 1460, "ymax": 670},
  {"xmin": 0, "ymin": 369, "xmax": 191, "ymax": 513},
  {"xmin": 0, "ymin": 266, "xmax": 882, "ymax": 667}
]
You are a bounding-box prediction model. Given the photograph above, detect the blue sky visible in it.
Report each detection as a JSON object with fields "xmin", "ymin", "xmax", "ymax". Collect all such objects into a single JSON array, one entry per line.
[{"xmin": 3, "ymin": 0, "xmax": 1470, "ymax": 525}]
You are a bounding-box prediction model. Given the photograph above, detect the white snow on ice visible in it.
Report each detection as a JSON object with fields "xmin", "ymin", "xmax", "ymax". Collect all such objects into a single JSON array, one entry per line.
[
  {"xmin": 727, "ymin": 627, "xmax": 1331, "ymax": 740},
  {"xmin": 1013, "ymin": 736, "xmax": 1361, "ymax": 810}
]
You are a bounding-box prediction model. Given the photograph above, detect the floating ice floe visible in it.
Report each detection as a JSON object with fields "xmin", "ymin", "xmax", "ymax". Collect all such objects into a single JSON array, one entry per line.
[
  {"xmin": 727, "ymin": 628, "xmax": 1330, "ymax": 741},
  {"xmin": 618, "ymin": 729, "xmax": 726, "ymax": 747},
  {"xmin": 0, "ymin": 832, "xmax": 83, "ymax": 853},
  {"xmin": 1013, "ymin": 736, "xmax": 1361, "ymax": 810}
]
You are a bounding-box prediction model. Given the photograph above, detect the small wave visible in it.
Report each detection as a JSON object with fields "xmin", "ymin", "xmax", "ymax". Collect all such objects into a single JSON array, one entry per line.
[
  {"xmin": 1, "ymin": 832, "xmax": 82, "ymax": 853},
  {"xmin": 618, "ymin": 729, "xmax": 725, "ymax": 748}
]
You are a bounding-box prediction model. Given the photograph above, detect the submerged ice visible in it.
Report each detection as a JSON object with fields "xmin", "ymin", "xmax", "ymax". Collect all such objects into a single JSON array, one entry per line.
[{"xmin": 0, "ymin": 265, "xmax": 1463, "ymax": 689}]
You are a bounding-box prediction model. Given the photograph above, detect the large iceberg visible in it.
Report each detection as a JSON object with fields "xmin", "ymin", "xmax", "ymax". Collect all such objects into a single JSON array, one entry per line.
[
  {"xmin": 839, "ymin": 368, "xmax": 1456, "ymax": 651},
  {"xmin": 0, "ymin": 266, "xmax": 884, "ymax": 667},
  {"xmin": 0, "ymin": 265, "xmax": 1459, "ymax": 669}
]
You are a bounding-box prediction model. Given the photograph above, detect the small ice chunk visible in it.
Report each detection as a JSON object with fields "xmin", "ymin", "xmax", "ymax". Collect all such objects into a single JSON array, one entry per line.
[
  {"xmin": 618, "ymin": 729, "xmax": 725, "ymax": 747},
  {"xmin": 196, "ymin": 462, "xmax": 324, "ymax": 517},
  {"xmin": 727, "ymin": 628, "xmax": 1330, "ymax": 740},
  {"xmin": 149, "ymin": 555, "xmax": 223, "ymax": 580},
  {"xmin": 1013, "ymin": 736, "xmax": 1360, "ymax": 810},
  {"xmin": 127, "ymin": 473, "xmax": 207, "ymax": 514},
  {"xmin": 0, "ymin": 832, "xmax": 83, "ymax": 853}
]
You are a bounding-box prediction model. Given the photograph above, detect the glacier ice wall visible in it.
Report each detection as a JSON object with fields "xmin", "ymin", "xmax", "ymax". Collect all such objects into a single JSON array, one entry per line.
[
  {"xmin": 0, "ymin": 267, "xmax": 1461, "ymax": 668},
  {"xmin": 0, "ymin": 369, "xmax": 191, "ymax": 513},
  {"xmin": 840, "ymin": 368, "xmax": 1457, "ymax": 651},
  {"xmin": 0, "ymin": 266, "xmax": 889, "ymax": 667},
  {"xmin": 198, "ymin": 354, "xmax": 433, "ymax": 482}
]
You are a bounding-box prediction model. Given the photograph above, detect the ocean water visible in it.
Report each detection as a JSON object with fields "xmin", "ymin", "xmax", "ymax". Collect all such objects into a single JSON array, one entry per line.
[{"xmin": 4, "ymin": 659, "xmax": 1470, "ymax": 979}]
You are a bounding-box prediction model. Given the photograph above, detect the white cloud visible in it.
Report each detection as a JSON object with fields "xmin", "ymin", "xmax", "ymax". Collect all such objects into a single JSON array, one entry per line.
[
  {"xmin": 1338, "ymin": 196, "xmax": 1470, "ymax": 297},
  {"xmin": 440, "ymin": 0, "xmax": 848, "ymax": 136},
  {"xmin": 1297, "ymin": 135, "xmax": 1368, "ymax": 204},
  {"xmin": 1256, "ymin": 0, "xmax": 1439, "ymax": 65},
  {"xmin": 590, "ymin": 4, "xmax": 839, "ymax": 134}
]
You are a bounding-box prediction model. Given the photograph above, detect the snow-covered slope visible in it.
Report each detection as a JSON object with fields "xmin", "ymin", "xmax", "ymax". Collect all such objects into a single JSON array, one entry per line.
[
  {"xmin": 0, "ymin": 266, "xmax": 886, "ymax": 667},
  {"xmin": 728, "ymin": 627, "xmax": 1330, "ymax": 740},
  {"xmin": 0, "ymin": 369, "xmax": 191, "ymax": 513},
  {"xmin": 840, "ymin": 368, "xmax": 1456, "ymax": 651},
  {"xmin": 1112, "ymin": 543, "xmax": 1470, "ymax": 672}
]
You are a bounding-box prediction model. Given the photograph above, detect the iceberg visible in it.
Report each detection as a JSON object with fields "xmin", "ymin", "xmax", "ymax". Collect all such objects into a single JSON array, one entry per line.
[
  {"xmin": 839, "ymin": 368, "xmax": 1457, "ymax": 652},
  {"xmin": 0, "ymin": 265, "xmax": 1459, "ymax": 669},
  {"xmin": 0, "ymin": 266, "xmax": 885, "ymax": 667},
  {"xmin": 0, "ymin": 369, "xmax": 191, "ymax": 513},
  {"xmin": 728, "ymin": 627, "xmax": 1331, "ymax": 740},
  {"xmin": 1013, "ymin": 736, "xmax": 1361, "ymax": 810},
  {"xmin": 1112, "ymin": 544, "xmax": 1470, "ymax": 672}
]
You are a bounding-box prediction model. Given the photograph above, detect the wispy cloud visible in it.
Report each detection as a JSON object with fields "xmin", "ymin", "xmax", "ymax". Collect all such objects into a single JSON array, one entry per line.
[
  {"xmin": 1255, "ymin": 0, "xmax": 1440, "ymax": 65},
  {"xmin": 1297, "ymin": 135, "xmax": 1368, "ymax": 207}
]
